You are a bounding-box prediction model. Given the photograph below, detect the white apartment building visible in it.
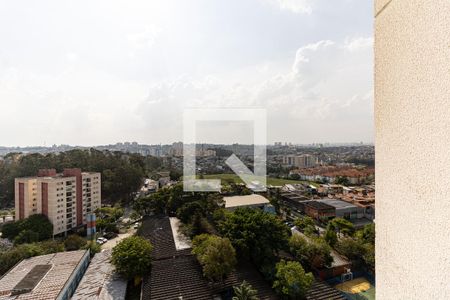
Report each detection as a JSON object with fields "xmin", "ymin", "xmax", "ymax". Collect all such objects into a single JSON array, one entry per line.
[
  {"xmin": 282, "ymin": 154, "xmax": 318, "ymax": 168},
  {"xmin": 15, "ymin": 169, "xmax": 101, "ymax": 235}
]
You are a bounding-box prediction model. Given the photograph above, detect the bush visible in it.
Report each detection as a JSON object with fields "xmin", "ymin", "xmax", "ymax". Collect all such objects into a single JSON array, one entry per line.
[{"xmin": 64, "ymin": 235, "xmax": 87, "ymax": 251}]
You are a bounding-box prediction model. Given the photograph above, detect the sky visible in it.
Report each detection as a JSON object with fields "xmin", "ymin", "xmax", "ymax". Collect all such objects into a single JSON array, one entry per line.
[{"xmin": 0, "ymin": 0, "xmax": 373, "ymax": 146}]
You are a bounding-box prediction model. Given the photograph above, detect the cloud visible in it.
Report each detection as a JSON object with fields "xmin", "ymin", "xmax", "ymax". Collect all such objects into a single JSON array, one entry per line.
[
  {"xmin": 343, "ymin": 37, "xmax": 373, "ymax": 52},
  {"xmin": 136, "ymin": 36, "xmax": 374, "ymax": 143},
  {"xmin": 265, "ymin": 0, "xmax": 314, "ymax": 14}
]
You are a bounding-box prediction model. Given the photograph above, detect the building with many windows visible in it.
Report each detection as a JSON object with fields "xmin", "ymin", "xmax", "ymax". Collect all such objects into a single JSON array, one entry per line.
[
  {"xmin": 282, "ymin": 154, "xmax": 317, "ymax": 168},
  {"xmin": 15, "ymin": 169, "xmax": 101, "ymax": 235}
]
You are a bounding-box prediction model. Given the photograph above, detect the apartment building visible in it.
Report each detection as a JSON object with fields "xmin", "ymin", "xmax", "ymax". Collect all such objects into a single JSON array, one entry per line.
[
  {"xmin": 282, "ymin": 154, "xmax": 317, "ymax": 168},
  {"xmin": 15, "ymin": 168, "xmax": 101, "ymax": 235}
]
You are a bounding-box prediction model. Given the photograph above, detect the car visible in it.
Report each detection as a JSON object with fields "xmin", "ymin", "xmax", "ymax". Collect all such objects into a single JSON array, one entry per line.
[
  {"xmin": 133, "ymin": 223, "xmax": 140, "ymax": 229},
  {"xmin": 96, "ymin": 237, "xmax": 108, "ymax": 244}
]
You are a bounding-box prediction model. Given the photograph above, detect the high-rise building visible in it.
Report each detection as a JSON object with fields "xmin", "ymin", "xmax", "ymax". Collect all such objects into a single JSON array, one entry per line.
[
  {"xmin": 15, "ymin": 168, "xmax": 101, "ymax": 235},
  {"xmin": 282, "ymin": 154, "xmax": 317, "ymax": 168}
]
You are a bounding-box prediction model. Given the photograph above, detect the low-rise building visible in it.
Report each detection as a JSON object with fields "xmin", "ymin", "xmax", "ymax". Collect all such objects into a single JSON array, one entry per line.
[
  {"xmin": 316, "ymin": 199, "xmax": 365, "ymax": 220},
  {"xmin": 0, "ymin": 250, "xmax": 90, "ymax": 300},
  {"xmin": 224, "ymin": 194, "xmax": 271, "ymax": 210},
  {"xmin": 72, "ymin": 250, "xmax": 127, "ymax": 300},
  {"xmin": 303, "ymin": 201, "xmax": 336, "ymax": 221}
]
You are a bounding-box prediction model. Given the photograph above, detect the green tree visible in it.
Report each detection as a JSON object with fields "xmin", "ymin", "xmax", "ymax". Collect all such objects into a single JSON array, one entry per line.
[
  {"xmin": 324, "ymin": 228, "xmax": 338, "ymax": 247},
  {"xmin": 219, "ymin": 208, "xmax": 290, "ymax": 264},
  {"xmin": 64, "ymin": 235, "xmax": 87, "ymax": 251},
  {"xmin": 335, "ymin": 176, "xmax": 350, "ymax": 186},
  {"xmin": 3, "ymin": 214, "xmax": 53, "ymax": 244},
  {"xmin": 233, "ymin": 280, "xmax": 259, "ymax": 300},
  {"xmin": 273, "ymin": 260, "xmax": 313, "ymax": 299},
  {"xmin": 111, "ymin": 236, "xmax": 153, "ymax": 280},
  {"xmin": 328, "ymin": 218, "xmax": 355, "ymax": 237},
  {"xmin": 294, "ymin": 216, "xmax": 316, "ymax": 235},
  {"xmin": 177, "ymin": 201, "xmax": 204, "ymax": 223},
  {"xmin": 289, "ymin": 235, "xmax": 333, "ymax": 270},
  {"xmin": 358, "ymin": 223, "xmax": 375, "ymax": 245},
  {"xmin": 192, "ymin": 234, "xmax": 237, "ymax": 282}
]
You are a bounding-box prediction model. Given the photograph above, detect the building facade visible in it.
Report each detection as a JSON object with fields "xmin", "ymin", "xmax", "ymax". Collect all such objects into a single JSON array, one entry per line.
[
  {"xmin": 15, "ymin": 169, "xmax": 101, "ymax": 235},
  {"xmin": 282, "ymin": 154, "xmax": 317, "ymax": 168}
]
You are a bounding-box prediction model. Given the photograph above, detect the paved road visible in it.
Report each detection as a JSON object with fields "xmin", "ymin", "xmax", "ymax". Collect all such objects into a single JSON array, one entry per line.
[{"xmin": 101, "ymin": 228, "xmax": 136, "ymax": 250}]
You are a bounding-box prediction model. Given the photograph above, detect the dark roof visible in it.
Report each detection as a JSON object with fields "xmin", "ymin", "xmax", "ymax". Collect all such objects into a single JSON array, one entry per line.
[
  {"xmin": 140, "ymin": 216, "xmax": 279, "ymax": 300},
  {"xmin": 142, "ymin": 256, "xmax": 279, "ymax": 300},
  {"xmin": 12, "ymin": 264, "xmax": 52, "ymax": 295},
  {"xmin": 139, "ymin": 215, "xmax": 191, "ymax": 260},
  {"xmin": 306, "ymin": 281, "xmax": 346, "ymax": 300},
  {"xmin": 304, "ymin": 201, "xmax": 335, "ymax": 211}
]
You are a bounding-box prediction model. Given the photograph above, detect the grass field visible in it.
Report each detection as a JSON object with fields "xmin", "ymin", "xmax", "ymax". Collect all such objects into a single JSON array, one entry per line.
[{"xmin": 193, "ymin": 173, "xmax": 319, "ymax": 187}]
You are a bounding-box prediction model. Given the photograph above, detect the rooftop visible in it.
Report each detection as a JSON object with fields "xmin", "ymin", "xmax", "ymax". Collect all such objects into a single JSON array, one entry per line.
[
  {"xmin": 316, "ymin": 199, "xmax": 358, "ymax": 210},
  {"xmin": 0, "ymin": 250, "xmax": 88, "ymax": 300},
  {"xmin": 140, "ymin": 216, "xmax": 279, "ymax": 300},
  {"xmin": 304, "ymin": 201, "xmax": 335, "ymax": 211},
  {"xmin": 72, "ymin": 250, "xmax": 127, "ymax": 300},
  {"xmin": 224, "ymin": 194, "xmax": 270, "ymax": 208}
]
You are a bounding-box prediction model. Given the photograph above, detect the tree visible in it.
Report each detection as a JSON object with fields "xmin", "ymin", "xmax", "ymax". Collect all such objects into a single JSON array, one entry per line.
[
  {"xmin": 192, "ymin": 234, "xmax": 237, "ymax": 282},
  {"xmin": 233, "ymin": 281, "xmax": 259, "ymax": 300},
  {"xmin": 335, "ymin": 176, "xmax": 350, "ymax": 186},
  {"xmin": 334, "ymin": 237, "xmax": 366, "ymax": 261},
  {"xmin": 289, "ymin": 235, "xmax": 333, "ymax": 270},
  {"xmin": 324, "ymin": 228, "xmax": 338, "ymax": 247},
  {"xmin": 273, "ymin": 260, "xmax": 313, "ymax": 299},
  {"xmin": 358, "ymin": 223, "xmax": 375, "ymax": 245},
  {"xmin": 64, "ymin": 235, "xmax": 87, "ymax": 251},
  {"xmin": 2, "ymin": 214, "xmax": 53, "ymax": 244},
  {"xmin": 177, "ymin": 201, "xmax": 204, "ymax": 223},
  {"xmin": 328, "ymin": 218, "xmax": 355, "ymax": 237},
  {"xmin": 111, "ymin": 236, "xmax": 153, "ymax": 280},
  {"xmin": 219, "ymin": 208, "xmax": 290, "ymax": 264},
  {"xmin": 294, "ymin": 216, "xmax": 317, "ymax": 237}
]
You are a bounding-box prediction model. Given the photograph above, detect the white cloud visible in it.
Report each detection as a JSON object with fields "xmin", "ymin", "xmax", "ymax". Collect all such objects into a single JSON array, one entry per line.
[
  {"xmin": 136, "ymin": 36, "xmax": 374, "ymax": 143},
  {"xmin": 343, "ymin": 37, "xmax": 373, "ymax": 52},
  {"xmin": 265, "ymin": 0, "xmax": 314, "ymax": 14}
]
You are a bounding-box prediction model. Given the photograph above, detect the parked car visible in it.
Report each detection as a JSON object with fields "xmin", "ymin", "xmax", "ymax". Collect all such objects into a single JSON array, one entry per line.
[{"xmin": 96, "ymin": 237, "xmax": 108, "ymax": 244}]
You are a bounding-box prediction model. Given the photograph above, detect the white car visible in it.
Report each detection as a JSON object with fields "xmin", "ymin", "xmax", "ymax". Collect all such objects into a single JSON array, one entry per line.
[{"xmin": 96, "ymin": 237, "xmax": 108, "ymax": 244}]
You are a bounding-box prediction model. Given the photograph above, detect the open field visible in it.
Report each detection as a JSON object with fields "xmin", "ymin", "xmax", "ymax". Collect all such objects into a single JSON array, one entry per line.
[{"xmin": 193, "ymin": 173, "xmax": 319, "ymax": 187}]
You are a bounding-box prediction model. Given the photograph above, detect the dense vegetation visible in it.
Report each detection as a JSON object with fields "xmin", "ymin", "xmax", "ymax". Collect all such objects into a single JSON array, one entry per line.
[
  {"xmin": 2, "ymin": 214, "xmax": 53, "ymax": 244},
  {"xmin": 0, "ymin": 149, "xmax": 163, "ymax": 208}
]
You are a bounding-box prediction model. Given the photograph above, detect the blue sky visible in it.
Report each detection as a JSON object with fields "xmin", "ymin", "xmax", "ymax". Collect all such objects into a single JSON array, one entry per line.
[{"xmin": 0, "ymin": 0, "xmax": 373, "ymax": 146}]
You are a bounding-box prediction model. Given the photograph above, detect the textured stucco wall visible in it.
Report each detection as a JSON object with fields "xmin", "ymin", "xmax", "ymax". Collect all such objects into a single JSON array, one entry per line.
[{"xmin": 375, "ymin": 0, "xmax": 450, "ymax": 299}]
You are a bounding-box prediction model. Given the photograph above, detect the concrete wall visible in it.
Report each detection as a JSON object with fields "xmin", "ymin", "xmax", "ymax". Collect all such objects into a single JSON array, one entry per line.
[{"xmin": 375, "ymin": 0, "xmax": 450, "ymax": 299}]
